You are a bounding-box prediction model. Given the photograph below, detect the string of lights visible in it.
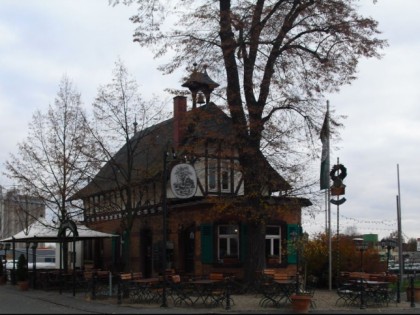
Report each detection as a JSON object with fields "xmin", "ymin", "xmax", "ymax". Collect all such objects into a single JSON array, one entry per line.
[{"xmin": 302, "ymin": 208, "xmax": 410, "ymax": 238}]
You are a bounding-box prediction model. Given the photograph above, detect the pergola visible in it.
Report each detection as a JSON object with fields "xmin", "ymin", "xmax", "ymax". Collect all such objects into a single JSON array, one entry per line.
[{"xmin": 0, "ymin": 217, "xmax": 118, "ymax": 296}]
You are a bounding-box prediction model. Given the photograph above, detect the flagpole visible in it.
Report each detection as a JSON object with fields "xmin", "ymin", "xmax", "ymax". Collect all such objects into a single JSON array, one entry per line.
[
  {"xmin": 319, "ymin": 100, "xmax": 332, "ymax": 290},
  {"xmin": 325, "ymin": 189, "xmax": 328, "ymax": 234},
  {"xmin": 328, "ymin": 177, "xmax": 332, "ymax": 291},
  {"xmin": 326, "ymin": 101, "xmax": 332, "ymax": 291},
  {"xmin": 397, "ymin": 164, "xmax": 403, "ymax": 302}
]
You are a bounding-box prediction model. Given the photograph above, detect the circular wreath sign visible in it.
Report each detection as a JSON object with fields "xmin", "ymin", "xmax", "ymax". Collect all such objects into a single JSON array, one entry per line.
[{"xmin": 330, "ymin": 164, "xmax": 347, "ymax": 181}]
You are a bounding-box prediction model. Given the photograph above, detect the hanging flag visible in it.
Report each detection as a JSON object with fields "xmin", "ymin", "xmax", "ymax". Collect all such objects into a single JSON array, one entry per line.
[{"xmin": 320, "ymin": 105, "xmax": 330, "ymax": 190}]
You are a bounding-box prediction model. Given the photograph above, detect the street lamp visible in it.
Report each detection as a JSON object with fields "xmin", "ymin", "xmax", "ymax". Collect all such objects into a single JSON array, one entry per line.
[
  {"xmin": 161, "ymin": 148, "xmax": 176, "ymax": 308},
  {"xmin": 290, "ymin": 230, "xmax": 300, "ymax": 294},
  {"xmin": 31, "ymin": 242, "xmax": 38, "ymax": 289},
  {"xmin": 353, "ymin": 238, "xmax": 367, "ymax": 272},
  {"xmin": 380, "ymin": 238, "xmax": 396, "ymax": 274},
  {"xmin": 25, "ymin": 242, "xmax": 30, "ymax": 271},
  {"xmin": 353, "ymin": 237, "xmax": 367, "ymax": 309},
  {"xmin": 0, "ymin": 243, "xmax": 4, "ymax": 282}
]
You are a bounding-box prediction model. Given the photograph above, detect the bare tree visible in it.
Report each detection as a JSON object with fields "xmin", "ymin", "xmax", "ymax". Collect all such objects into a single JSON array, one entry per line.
[
  {"xmin": 3, "ymin": 76, "xmax": 99, "ymax": 269},
  {"xmin": 111, "ymin": 0, "xmax": 387, "ymax": 279},
  {"xmin": 84, "ymin": 59, "xmax": 167, "ymax": 271}
]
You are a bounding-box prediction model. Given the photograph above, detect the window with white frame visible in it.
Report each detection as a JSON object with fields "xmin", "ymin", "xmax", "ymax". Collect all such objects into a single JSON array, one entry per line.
[
  {"xmin": 221, "ymin": 161, "xmax": 230, "ymax": 192},
  {"xmin": 208, "ymin": 159, "xmax": 217, "ymax": 191},
  {"xmin": 265, "ymin": 226, "xmax": 281, "ymax": 262},
  {"xmin": 207, "ymin": 159, "xmax": 231, "ymax": 192},
  {"xmin": 217, "ymin": 225, "xmax": 239, "ymax": 260}
]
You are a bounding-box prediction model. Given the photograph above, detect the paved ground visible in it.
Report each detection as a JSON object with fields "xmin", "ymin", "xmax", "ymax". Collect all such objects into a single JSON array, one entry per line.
[{"xmin": 1, "ymin": 283, "xmax": 420, "ymax": 314}]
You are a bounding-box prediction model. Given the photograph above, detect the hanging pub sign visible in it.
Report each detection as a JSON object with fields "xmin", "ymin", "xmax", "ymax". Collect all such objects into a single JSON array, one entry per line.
[{"xmin": 170, "ymin": 163, "xmax": 198, "ymax": 199}]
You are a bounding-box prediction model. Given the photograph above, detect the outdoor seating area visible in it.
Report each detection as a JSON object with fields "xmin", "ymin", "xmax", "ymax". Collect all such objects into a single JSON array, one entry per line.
[
  {"xmin": 336, "ymin": 272, "xmax": 398, "ymax": 308},
  {"xmin": 35, "ymin": 268, "xmax": 115, "ymax": 297},
  {"xmin": 257, "ymin": 269, "xmax": 297, "ymax": 308},
  {"xmin": 115, "ymin": 271, "xmax": 235, "ymax": 309},
  {"xmin": 5, "ymin": 266, "xmax": 418, "ymax": 312},
  {"xmin": 20, "ymin": 267, "xmax": 413, "ymax": 312}
]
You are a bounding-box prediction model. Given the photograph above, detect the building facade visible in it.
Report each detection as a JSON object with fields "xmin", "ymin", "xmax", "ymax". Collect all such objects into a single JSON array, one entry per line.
[
  {"xmin": 71, "ymin": 67, "xmax": 311, "ymax": 280},
  {"xmin": 0, "ymin": 186, "xmax": 45, "ymax": 245}
]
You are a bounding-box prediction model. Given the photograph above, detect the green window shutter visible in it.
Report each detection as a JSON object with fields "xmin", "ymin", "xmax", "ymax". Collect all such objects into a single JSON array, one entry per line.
[
  {"xmin": 240, "ymin": 222, "xmax": 248, "ymax": 263},
  {"xmin": 287, "ymin": 224, "xmax": 299, "ymax": 264},
  {"xmin": 200, "ymin": 223, "xmax": 213, "ymax": 264}
]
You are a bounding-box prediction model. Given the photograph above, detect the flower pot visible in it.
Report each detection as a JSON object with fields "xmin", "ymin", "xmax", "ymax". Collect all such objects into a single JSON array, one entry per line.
[
  {"xmin": 406, "ymin": 287, "xmax": 420, "ymax": 302},
  {"xmin": 18, "ymin": 280, "xmax": 29, "ymax": 291},
  {"xmin": 290, "ymin": 294, "xmax": 312, "ymax": 314}
]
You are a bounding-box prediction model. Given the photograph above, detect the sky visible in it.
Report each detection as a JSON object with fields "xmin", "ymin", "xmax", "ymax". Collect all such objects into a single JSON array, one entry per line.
[{"xmin": 0, "ymin": 0, "xmax": 419, "ymax": 243}]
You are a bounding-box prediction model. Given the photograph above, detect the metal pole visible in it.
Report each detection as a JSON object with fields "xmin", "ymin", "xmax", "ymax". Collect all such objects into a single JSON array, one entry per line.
[
  {"xmin": 32, "ymin": 244, "xmax": 37, "ymax": 289},
  {"xmin": 397, "ymin": 164, "xmax": 404, "ymax": 304},
  {"xmin": 72, "ymin": 240, "xmax": 76, "ymax": 297},
  {"xmin": 336, "ymin": 199, "xmax": 340, "ymax": 288},
  {"xmin": 335, "ymin": 158, "xmax": 340, "ymax": 289},
  {"xmin": 59, "ymin": 239, "xmax": 63, "ymax": 295},
  {"xmin": 12, "ymin": 239, "xmax": 16, "ymax": 285},
  {"xmin": 161, "ymin": 150, "xmax": 168, "ymax": 308},
  {"xmin": 360, "ymin": 249, "xmax": 363, "ymax": 272},
  {"xmin": 410, "ymin": 272, "xmax": 415, "ymax": 307},
  {"xmin": 397, "ymin": 196, "xmax": 404, "ymax": 303},
  {"xmin": 360, "ymin": 246, "xmax": 366, "ymax": 309},
  {"xmin": 109, "ymin": 271, "xmax": 112, "ymax": 297},
  {"xmin": 328, "ymin": 186, "xmax": 332, "ymax": 290},
  {"xmin": 296, "ymin": 238, "xmax": 300, "ymax": 294}
]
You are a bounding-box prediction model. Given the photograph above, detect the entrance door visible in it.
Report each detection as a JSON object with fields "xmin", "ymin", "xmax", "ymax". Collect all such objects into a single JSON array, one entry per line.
[
  {"xmin": 140, "ymin": 228, "xmax": 152, "ymax": 278},
  {"xmin": 183, "ymin": 225, "xmax": 195, "ymax": 274}
]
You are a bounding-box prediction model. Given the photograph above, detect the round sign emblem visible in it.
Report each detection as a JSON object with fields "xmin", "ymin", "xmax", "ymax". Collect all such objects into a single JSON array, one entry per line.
[{"xmin": 170, "ymin": 163, "xmax": 197, "ymax": 199}]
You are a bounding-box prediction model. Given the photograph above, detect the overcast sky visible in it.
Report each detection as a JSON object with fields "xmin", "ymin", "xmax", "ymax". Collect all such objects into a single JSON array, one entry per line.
[{"xmin": 0, "ymin": 1, "xmax": 419, "ymax": 243}]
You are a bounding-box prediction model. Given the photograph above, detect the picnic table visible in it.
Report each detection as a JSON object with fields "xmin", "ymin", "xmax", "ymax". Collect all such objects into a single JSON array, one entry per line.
[{"xmin": 336, "ymin": 278, "xmax": 394, "ymax": 308}]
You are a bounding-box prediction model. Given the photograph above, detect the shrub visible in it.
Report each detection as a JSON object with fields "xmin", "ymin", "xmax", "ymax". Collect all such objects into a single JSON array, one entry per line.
[{"xmin": 16, "ymin": 254, "xmax": 28, "ymax": 282}]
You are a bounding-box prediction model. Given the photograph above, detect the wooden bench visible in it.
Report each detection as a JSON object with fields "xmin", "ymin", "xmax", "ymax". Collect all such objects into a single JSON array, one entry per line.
[
  {"xmin": 120, "ymin": 273, "xmax": 132, "ymax": 282},
  {"xmin": 273, "ymin": 272, "xmax": 290, "ymax": 281},
  {"xmin": 209, "ymin": 272, "xmax": 225, "ymax": 281},
  {"xmin": 118, "ymin": 271, "xmax": 144, "ymax": 300},
  {"xmin": 132, "ymin": 272, "xmax": 143, "ymax": 280},
  {"xmin": 349, "ymin": 272, "xmax": 370, "ymax": 280},
  {"xmin": 120, "ymin": 271, "xmax": 143, "ymax": 281},
  {"xmin": 262, "ymin": 269, "xmax": 276, "ymax": 278}
]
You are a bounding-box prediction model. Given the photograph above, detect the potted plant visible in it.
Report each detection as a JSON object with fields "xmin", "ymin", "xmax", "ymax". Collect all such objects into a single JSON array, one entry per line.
[
  {"xmin": 289, "ymin": 230, "xmax": 313, "ymax": 314},
  {"xmin": 290, "ymin": 293, "xmax": 312, "ymax": 314},
  {"xmin": 0, "ymin": 259, "xmax": 6, "ymax": 284},
  {"xmin": 16, "ymin": 254, "xmax": 29, "ymax": 291},
  {"xmin": 405, "ymin": 277, "xmax": 420, "ymax": 302}
]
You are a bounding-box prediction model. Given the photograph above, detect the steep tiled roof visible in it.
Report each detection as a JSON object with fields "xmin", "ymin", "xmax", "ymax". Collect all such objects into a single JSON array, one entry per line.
[{"xmin": 71, "ymin": 102, "xmax": 290, "ymax": 200}]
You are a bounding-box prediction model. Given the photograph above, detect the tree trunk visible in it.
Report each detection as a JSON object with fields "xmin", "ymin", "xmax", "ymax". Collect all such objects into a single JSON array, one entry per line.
[
  {"xmin": 122, "ymin": 229, "xmax": 131, "ymax": 272},
  {"xmin": 241, "ymin": 149, "xmax": 269, "ymax": 285},
  {"xmin": 245, "ymin": 222, "xmax": 266, "ymax": 284}
]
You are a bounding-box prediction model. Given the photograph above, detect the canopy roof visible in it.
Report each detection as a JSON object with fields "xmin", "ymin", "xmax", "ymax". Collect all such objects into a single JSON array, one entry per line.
[{"xmin": 0, "ymin": 217, "xmax": 118, "ymax": 243}]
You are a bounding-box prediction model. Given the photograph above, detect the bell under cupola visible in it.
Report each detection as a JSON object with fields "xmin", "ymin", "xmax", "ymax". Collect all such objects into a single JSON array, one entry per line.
[{"xmin": 182, "ymin": 63, "xmax": 219, "ymax": 109}]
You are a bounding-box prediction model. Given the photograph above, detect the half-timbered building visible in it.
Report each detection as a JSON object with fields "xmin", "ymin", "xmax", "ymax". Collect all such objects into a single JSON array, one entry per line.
[{"xmin": 71, "ymin": 66, "xmax": 311, "ymax": 280}]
